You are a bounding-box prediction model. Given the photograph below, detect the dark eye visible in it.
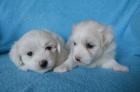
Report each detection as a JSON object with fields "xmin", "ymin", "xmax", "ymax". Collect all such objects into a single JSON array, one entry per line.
[
  {"xmin": 27, "ymin": 51, "xmax": 33, "ymax": 56},
  {"xmin": 45, "ymin": 46, "xmax": 52, "ymax": 50},
  {"xmin": 86, "ymin": 43, "xmax": 94, "ymax": 49},
  {"xmin": 74, "ymin": 42, "xmax": 76, "ymax": 46}
]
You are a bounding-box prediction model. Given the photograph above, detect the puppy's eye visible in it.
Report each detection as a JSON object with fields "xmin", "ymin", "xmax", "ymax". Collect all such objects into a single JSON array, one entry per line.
[
  {"xmin": 86, "ymin": 43, "xmax": 94, "ymax": 49},
  {"xmin": 27, "ymin": 51, "xmax": 33, "ymax": 56},
  {"xmin": 45, "ymin": 46, "xmax": 52, "ymax": 50},
  {"xmin": 74, "ymin": 42, "xmax": 76, "ymax": 46}
]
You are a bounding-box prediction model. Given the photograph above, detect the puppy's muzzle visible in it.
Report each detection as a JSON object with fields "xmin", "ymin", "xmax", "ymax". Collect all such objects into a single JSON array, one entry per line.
[{"xmin": 39, "ymin": 60, "xmax": 48, "ymax": 68}]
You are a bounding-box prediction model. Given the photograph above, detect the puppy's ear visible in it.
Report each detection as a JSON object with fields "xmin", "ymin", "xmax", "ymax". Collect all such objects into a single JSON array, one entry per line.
[
  {"xmin": 99, "ymin": 26, "xmax": 114, "ymax": 49},
  {"xmin": 9, "ymin": 42, "xmax": 23, "ymax": 67},
  {"xmin": 53, "ymin": 35, "xmax": 63, "ymax": 55},
  {"xmin": 56, "ymin": 40, "xmax": 61, "ymax": 54}
]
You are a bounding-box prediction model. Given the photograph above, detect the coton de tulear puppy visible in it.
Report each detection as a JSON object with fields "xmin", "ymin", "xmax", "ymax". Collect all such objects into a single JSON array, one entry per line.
[
  {"xmin": 54, "ymin": 20, "xmax": 129, "ymax": 72},
  {"xmin": 10, "ymin": 30, "xmax": 68, "ymax": 73}
]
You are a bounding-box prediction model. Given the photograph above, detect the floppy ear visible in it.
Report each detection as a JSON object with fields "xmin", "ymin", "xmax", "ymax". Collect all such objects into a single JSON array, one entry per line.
[
  {"xmin": 9, "ymin": 43, "xmax": 23, "ymax": 67},
  {"xmin": 52, "ymin": 34, "xmax": 63, "ymax": 55},
  {"xmin": 56, "ymin": 40, "xmax": 61, "ymax": 54},
  {"xmin": 99, "ymin": 26, "xmax": 114, "ymax": 49}
]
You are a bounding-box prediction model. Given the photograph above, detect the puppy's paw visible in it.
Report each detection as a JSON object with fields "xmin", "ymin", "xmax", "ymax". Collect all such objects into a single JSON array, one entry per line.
[
  {"xmin": 53, "ymin": 65, "xmax": 70, "ymax": 73},
  {"xmin": 112, "ymin": 65, "xmax": 129, "ymax": 72},
  {"xmin": 19, "ymin": 65, "xmax": 28, "ymax": 71}
]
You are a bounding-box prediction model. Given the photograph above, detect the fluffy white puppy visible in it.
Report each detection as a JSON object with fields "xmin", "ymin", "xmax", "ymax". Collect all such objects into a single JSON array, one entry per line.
[
  {"xmin": 9, "ymin": 30, "xmax": 68, "ymax": 73},
  {"xmin": 54, "ymin": 20, "xmax": 129, "ymax": 72}
]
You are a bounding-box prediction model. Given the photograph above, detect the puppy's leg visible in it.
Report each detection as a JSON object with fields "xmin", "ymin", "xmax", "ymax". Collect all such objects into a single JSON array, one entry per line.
[
  {"xmin": 54, "ymin": 55, "xmax": 77, "ymax": 73},
  {"xmin": 101, "ymin": 59, "xmax": 129, "ymax": 72}
]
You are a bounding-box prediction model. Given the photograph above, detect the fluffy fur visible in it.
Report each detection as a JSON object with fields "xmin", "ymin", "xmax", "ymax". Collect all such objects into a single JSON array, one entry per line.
[
  {"xmin": 9, "ymin": 30, "xmax": 68, "ymax": 73},
  {"xmin": 54, "ymin": 20, "xmax": 129, "ymax": 72}
]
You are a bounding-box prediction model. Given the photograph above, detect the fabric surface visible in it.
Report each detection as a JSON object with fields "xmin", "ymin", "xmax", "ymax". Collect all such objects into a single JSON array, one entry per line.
[{"xmin": 0, "ymin": 0, "xmax": 140, "ymax": 92}]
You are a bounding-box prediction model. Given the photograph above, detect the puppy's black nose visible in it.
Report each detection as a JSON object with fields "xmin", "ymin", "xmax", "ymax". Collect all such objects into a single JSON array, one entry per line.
[
  {"xmin": 40, "ymin": 60, "xmax": 48, "ymax": 68},
  {"xmin": 75, "ymin": 56, "xmax": 81, "ymax": 62}
]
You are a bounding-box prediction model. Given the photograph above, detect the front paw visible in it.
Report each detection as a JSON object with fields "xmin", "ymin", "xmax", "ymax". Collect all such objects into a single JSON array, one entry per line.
[
  {"xmin": 112, "ymin": 65, "xmax": 129, "ymax": 72},
  {"xmin": 53, "ymin": 65, "xmax": 71, "ymax": 73}
]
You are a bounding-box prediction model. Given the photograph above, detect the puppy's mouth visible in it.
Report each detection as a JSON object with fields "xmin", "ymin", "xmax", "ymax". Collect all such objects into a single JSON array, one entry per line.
[
  {"xmin": 80, "ymin": 61, "xmax": 91, "ymax": 65},
  {"xmin": 35, "ymin": 70, "xmax": 47, "ymax": 73},
  {"xmin": 33, "ymin": 65, "xmax": 54, "ymax": 73},
  {"xmin": 40, "ymin": 66, "xmax": 47, "ymax": 69},
  {"xmin": 74, "ymin": 58, "xmax": 91, "ymax": 65}
]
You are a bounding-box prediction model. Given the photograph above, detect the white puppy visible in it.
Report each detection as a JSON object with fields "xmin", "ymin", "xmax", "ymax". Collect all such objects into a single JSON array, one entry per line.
[
  {"xmin": 9, "ymin": 30, "xmax": 68, "ymax": 73},
  {"xmin": 54, "ymin": 20, "xmax": 129, "ymax": 72}
]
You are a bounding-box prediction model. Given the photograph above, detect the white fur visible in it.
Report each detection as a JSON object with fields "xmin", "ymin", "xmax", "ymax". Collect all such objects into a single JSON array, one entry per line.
[
  {"xmin": 9, "ymin": 30, "xmax": 68, "ymax": 73},
  {"xmin": 54, "ymin": 20, "xmax": 129, "ymax": 72}
]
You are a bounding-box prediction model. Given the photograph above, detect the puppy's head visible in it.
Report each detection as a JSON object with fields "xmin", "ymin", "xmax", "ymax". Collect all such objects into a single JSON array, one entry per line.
[
  {"xmin": 10, "ymin": 30, "xmax": 62, "ymax": 73},
  {"xmin": 71, "ymin": 20, "xmax": 114, "ymax": 65}
]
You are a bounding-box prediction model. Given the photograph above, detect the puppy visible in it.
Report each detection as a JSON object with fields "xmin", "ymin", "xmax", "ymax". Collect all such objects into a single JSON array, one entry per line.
[
  {"xmin": 9, "ymin": 30, "xmax": 68, "ymax": 73},
  {"xmin": 54, "ymin": 20, "xmax": 129, "ymax": 72}
]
